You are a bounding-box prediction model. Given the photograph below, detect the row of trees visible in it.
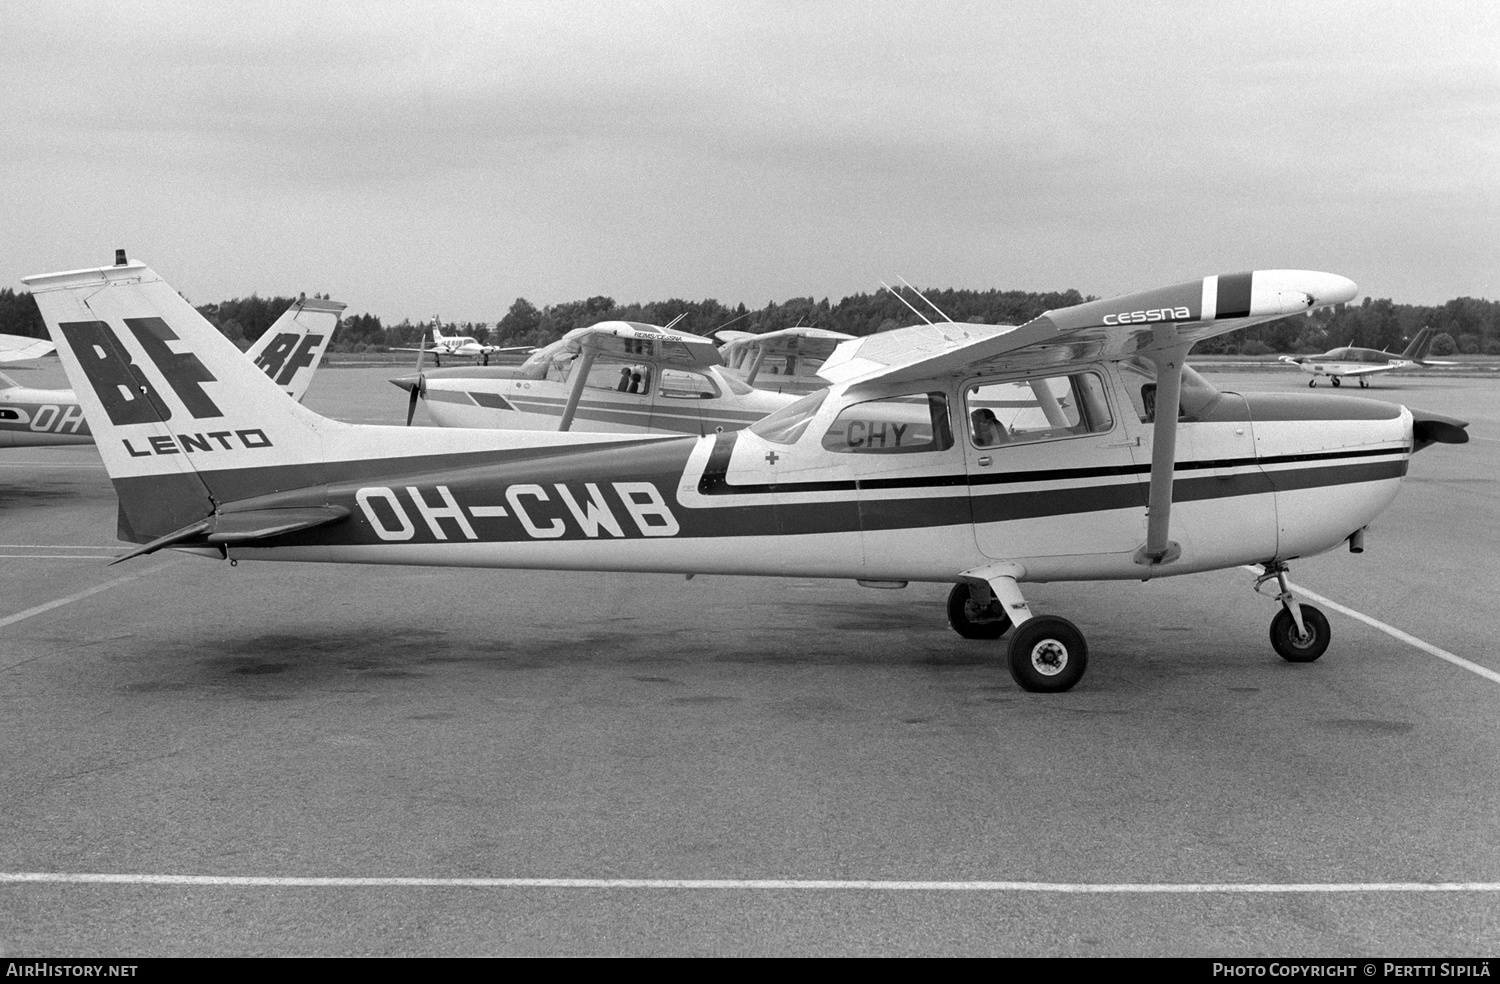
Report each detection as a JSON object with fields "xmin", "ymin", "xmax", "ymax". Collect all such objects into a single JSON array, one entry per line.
[{"xmin": 3, "ymin": 286, "xmax": 1498, "ymax": 357}]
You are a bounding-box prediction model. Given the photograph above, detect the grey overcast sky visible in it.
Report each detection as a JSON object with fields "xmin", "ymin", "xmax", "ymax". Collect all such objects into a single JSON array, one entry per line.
[{"xmin": 3, "ymin": 1, "xmax": 1496, "ymax": 322}]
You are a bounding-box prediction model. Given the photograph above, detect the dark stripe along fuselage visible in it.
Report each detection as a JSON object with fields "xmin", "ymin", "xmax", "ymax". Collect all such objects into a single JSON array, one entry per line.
[{"xmin": 112, "ymin": 423, "xmax": 1408, "ymax": 551}]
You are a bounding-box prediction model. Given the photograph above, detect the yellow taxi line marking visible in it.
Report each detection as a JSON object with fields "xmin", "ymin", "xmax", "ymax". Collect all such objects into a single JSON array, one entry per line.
[{"xmin": 2, "ymin": 873, "xmax": 1499, "ymax": 892}]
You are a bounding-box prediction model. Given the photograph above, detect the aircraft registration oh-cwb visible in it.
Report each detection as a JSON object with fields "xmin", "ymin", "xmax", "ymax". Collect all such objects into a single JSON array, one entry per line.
[
  {"xmin": 390, "ymin": 321, "xmax": 796, "ymax": 435},
  {"xmin": 0, "ymin": 273, "xmax": 342, "ymax": 449},
  {"xmin": 27, "ymin": 257, "xmax": 1470, "ymax": 692},
  {"xmin": 1279, "ymin": 326, "xmax": 1457, "ymax": 387}
]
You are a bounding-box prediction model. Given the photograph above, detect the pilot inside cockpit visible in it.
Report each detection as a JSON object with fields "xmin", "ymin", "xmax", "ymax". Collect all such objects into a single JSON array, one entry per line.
[{"xmin": 970, "ymin": 408, "xmax": 1009, "ymax": 447}]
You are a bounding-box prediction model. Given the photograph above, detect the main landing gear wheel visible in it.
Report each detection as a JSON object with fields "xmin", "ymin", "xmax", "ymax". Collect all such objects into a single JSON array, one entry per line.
[
  {"xmin": 1007, "ymin": 616, "xmax": 1088, "ymax": 693},
  {"xmin": 1331, "ymin": 376, "xmax": 1341, "ymax": 387},
  {"xmin": 1308, "ymin": 378, "xmax": 1317, "ymax": 388},
  {"xmin": 1359, "ymin": 378, "xmax": 1369, "ymax": 388},
  {"xmin": 947, "ymin": 583, "xmax": 1011, "ymax": 640},
  {"xmin": 1270, "ymin": 605, "xmax": 1331, "ymax": 662}
]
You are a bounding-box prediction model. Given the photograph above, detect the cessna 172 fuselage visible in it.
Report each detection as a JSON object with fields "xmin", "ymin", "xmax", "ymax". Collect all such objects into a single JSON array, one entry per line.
[{"xmin": 25, "ymin": 259, "xmax": 1468, "ymax": 693}]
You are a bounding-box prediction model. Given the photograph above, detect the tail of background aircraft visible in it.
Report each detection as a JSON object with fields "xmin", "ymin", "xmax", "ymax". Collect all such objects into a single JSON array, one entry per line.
[
  {"xmin": 1398, "ymin": 327, "xmax": 1436, "ymax": 363},
  {"xmin": 245, "ymin": 296, "xmax": 345, "ymax": 402}
]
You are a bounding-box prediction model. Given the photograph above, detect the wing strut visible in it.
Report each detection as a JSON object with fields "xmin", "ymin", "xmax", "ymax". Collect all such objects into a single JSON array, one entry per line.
[
  {"xmin": 556, "ymin": 339, "xmax": 600, "ymax": 432},
  {"xmin": 744, "ymin": 345, "xmax": 768, "ymax": 385},
  {"xmin": 1133, "ymin": 340, "xmax": 1189, "ymax": 567}
]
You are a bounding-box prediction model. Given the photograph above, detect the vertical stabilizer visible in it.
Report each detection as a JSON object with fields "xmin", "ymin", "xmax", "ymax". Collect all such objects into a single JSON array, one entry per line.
[
  {"xmin": 245, "ymin": 296, "xmax": 345, "ymax": 402},
  {"xmin": 24, "ymin": 260, "xmax": 338, "ymax": 539},
  {"xmin": 1399, "ymin": 327, "xmax": 1435, "ymax": 363}
]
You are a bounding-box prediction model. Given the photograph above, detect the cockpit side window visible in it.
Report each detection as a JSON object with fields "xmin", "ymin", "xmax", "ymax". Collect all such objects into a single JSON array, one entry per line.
[
  {"xmin": 965, "ymin": 372, "xmax": 1113, "ymax": 448},
  {"xmin": 821, "ymin": 392, "xmax": 953, "ymax": 454}
]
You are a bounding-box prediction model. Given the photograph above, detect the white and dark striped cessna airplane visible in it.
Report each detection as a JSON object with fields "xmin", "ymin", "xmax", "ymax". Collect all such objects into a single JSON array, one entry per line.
[{"xmin": 25, "ymin": 255, "xmax": 1469, "ymax": 692}]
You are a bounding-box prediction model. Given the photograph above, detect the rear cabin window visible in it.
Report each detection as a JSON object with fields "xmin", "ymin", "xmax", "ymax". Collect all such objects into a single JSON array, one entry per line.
[
  {"xmin": 965, "ymin": 372, "xmax": 1114, "ymax": 448},
  {"xmin": 821, "ymin": 392, "xmax": 953, "ymax": 454},
  {"xmin": 658, "ymin": 368, "xmax": 719, "ymax": 400}
]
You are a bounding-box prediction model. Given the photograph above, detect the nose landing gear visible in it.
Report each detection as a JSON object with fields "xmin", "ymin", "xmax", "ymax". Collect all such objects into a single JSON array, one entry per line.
[{"xmin": 1255, "ymin": 562, "xmax": 1331, "ymax": 662}]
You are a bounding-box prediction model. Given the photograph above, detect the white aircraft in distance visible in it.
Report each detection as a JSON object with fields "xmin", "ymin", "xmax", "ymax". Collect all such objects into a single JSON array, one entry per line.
[
  {"xmin": 391, "ymin": 321, "xmax": 796, "ymax": 434},
  {"xmin": 0, "ymin": 286, "xmax": 342, "ymax": 449},
  {"xmin": 716, "ymin": 327, "xmax": 856, "ymax": 395},
  {"xmin": 1279, "ymin": 326, "xmax": 1456, "ymax": 387},
  {"xmin": 28, "ymin": 258, "xmax": 1470, "ymax": 693},
  {"xmin": 395, "ymin": 321, "xmax": 533, "ymax": 367}
]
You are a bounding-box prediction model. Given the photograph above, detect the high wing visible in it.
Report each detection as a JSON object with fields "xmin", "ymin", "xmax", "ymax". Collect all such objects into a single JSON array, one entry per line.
[
  {"xmin": 0, "ymin": 333, "xmax": 56, "ymax": 363},
  {"xmin": 815, "ymin": 270, "xmax": 1358, "ymax": 569},
  {"xmin": 244, "ymin": 296, "xmax": 345, "ymax": 402},
  {"xmin": 545, "ymin": 320, "xmax": 723, "ymax": 368},
  {"xmin": 819, "ymin": 271, "xmax": 1358, "ymax": 389},
  {"xmin": 717, "ymin": 326, "xmax": 855, "ymax": 364}
]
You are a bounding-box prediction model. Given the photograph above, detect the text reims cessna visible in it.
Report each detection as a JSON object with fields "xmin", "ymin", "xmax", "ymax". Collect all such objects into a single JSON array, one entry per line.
[
  {"xmin": 27, "ymin": 258, "xmax": 1469, "ymax": 692},
  {"xmin": 391, "ymin": 321, "xmax": 797, "ymax": 435},
  {"xmin": 1279, "ymin": 326, "xmax": 1453, "ymax": 387},
  {"xmin": 0, "ymin": 287, "xmax": 342, "ymax": 449}
]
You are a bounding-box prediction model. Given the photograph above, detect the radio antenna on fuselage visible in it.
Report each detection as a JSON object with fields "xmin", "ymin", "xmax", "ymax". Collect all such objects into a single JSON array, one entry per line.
[
  {"xmin": 882, "ymin": 281, "xmax": 933, "ymax": 325},
  {"xmin": 899, "ymin": 276, "xmax": 954, "ymax": 322}
]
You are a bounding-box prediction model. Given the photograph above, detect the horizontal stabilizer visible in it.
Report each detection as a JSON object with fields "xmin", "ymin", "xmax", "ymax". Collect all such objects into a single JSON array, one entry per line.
[
  {"xmin": 109, "ymin": 505, "xmax": 350, "ymax": 564},
  {"xmin": 0, "ymin": 334, "xmax": 56, "ymax": 363}
]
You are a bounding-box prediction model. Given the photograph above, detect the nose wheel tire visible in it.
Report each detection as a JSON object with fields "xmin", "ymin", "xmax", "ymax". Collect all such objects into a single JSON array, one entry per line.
[
  {"xmin": 1007, "ymin": 616, "xmax": 1087, "ymax": 692},
  {"xmin": 947, "ymin": 583, "xmax": 1011, "ymax": 640},
  {"xmin": 1331, "ymin": 377, "xmax": 1341, "ymax": 387},
  {"xmin": 1269, "ymin": 605, "xmax": 1331, "ymax": 662}
]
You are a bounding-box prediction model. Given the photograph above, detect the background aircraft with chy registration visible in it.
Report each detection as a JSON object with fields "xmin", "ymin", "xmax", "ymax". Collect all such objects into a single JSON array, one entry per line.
[
  {"xmin": 0, "ymin": 274, "xmax": 342, "ymax": 449},
  {"xmin": 26, "ymin": 257, "xmax": 1469, "ymax": 693},
  {"xmin": 1279, "ymin": 326, "xmax": 1457, "ymax": 387}
]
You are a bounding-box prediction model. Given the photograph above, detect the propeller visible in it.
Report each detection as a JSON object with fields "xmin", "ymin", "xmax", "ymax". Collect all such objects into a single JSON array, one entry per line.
[{"xmin": 404, "ymin": 373, "xmax": 425, "ymax": 426}]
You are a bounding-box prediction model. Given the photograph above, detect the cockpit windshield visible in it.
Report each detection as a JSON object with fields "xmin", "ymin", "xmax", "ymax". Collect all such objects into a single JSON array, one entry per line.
[
  {"xmin": 748, "ymin": 389, "xmax": 829, "ymax": 445},
  {"xmin": 1118, "ymin": 358, "xmax": 1222, "ymax": 421}
]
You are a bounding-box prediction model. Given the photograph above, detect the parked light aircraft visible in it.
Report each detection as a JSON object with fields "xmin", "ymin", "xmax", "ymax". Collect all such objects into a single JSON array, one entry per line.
[
  {"xmin": 27, "ymin": 257, "xmax": 1469, "ymax": 692},
  {"xmin": 391, "ymin": 321, "xmax": 796, "ymax": 434},
  {"xmin": 0, "ymin": 289, "xmax": 342, "ymax": 448},
  {"xmin": 396, "ymin": 321, "xmax": 531, "ymax": 367},
  {"xmin": 1279, "ymin": 327, "xmax": 1453, "ymax": 387},
  {"xmin": 716, "ymin": 327, "xmax": 856, "ymax": 395}
]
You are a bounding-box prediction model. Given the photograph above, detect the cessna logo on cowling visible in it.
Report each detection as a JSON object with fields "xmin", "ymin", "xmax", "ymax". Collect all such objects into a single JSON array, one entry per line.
[
  {"xmin": 356, "ymin": 482, "xmax": 681, "ymax": 542},
  {"xmin": 1102, "ymin": 306, "xmax": 1193, "ymax": 325},
  {"xmin": 58, "ymin": 317, "xmax": 274, "ymax": 456}
]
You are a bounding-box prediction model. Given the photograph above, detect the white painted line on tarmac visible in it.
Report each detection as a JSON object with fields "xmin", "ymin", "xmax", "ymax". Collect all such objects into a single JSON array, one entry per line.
[
  {"xmin": 0, "ymin": 555, "xmax": 116, "ymax": 560},
  {"xmin": 2, "ymin": 872, "xmax": 1498, "ymax": 892},
  {"xmin": 0, "ymin": 560, "xmax": 181, "ymax": 632},
  {"xmin": 1243, "ymin": 567, "xmax": 1500, "ymax": 686},
  {"xmin": 0, "ymin": 544, "xmax": 120, "ymax": 549}
]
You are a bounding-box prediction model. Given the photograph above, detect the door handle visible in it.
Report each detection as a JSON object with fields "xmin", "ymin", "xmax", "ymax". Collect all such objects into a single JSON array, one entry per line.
[{"xmin": 977, "ymin": 456, "xmax": 992, "ymax": 467}]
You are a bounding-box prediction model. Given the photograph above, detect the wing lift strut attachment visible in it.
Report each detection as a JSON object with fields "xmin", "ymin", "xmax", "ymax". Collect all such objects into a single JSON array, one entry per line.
[{"xmin": 557, "ymin": 335, "xmax": 602, "ymax": 432}]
